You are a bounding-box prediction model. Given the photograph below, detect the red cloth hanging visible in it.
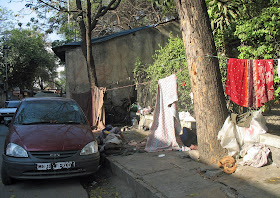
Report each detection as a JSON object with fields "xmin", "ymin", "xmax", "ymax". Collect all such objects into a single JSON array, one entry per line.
[
  {"xmin": 254, "ymin": 59, "xmax": 275, "ymax": 107},
  {"xmin": 225, "ymin": 58, "xmax": 274, "ymax": 108}
]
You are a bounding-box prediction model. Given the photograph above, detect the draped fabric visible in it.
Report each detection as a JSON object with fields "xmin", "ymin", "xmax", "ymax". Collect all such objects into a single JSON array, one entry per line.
[
  {"xmin": 91, "ymin": 86, "xmax": 106, "ymax": 130},
  {"xmin": 145, "ymin": 74, "xmax": 182, "ymax": 152},
  {"xmin": 225, "ymin": 58, "xmax": 274, "ymax": 108},
  {"xmin": 72, "ymin": 86, "xmax": 106, "ymax": 130}
]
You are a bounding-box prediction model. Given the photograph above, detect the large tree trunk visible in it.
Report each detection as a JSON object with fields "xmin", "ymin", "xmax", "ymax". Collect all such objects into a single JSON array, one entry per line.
[
  {"xmin": 176, "ymin": 0, "xmax": 228, "ymax": 164},
  {"xmin": 76, "ymin": 0, "xmax": 98, "ymax": 88},
  {"xmin": 86, "ymin": 0, "xmax": 98, "ymax": 88}
]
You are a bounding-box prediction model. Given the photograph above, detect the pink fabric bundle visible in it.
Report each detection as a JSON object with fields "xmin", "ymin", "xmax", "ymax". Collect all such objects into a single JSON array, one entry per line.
[
  {"xmin": 145, "ymin": 74, "xmax": 181, "ymax": 152},
  {"xmin": 225, "ymin": 58, "xmax": 274, "ymax": 108}
]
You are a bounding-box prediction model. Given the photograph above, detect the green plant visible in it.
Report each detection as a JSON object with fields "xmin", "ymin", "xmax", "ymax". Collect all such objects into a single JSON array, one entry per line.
[{"xmin": 134, "ymin": 36, "xmax": 193, "ymax": 113}]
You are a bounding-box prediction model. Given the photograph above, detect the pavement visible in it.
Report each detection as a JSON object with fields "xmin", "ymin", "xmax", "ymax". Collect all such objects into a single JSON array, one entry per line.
[{"xmin": 102, "ymin": 129, "xmax": 280, "ymax": 198}]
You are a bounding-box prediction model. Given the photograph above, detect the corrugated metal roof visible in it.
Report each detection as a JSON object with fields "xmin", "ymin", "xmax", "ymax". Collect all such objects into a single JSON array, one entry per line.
[{"xmin": 64, "ymin": 24, "xmax": 155, "ymax": 46}]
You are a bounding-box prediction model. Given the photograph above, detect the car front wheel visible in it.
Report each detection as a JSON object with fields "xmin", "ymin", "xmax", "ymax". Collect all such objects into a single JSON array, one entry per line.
[{"xmin": 1, "ymin": 163, "xmax": 13, "ymax": 185}]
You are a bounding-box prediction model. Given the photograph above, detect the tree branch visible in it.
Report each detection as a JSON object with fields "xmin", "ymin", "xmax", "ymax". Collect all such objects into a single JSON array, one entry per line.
[
  {"xmin": 37, "ymin": 0, "xmax": 81, "ymax": 14},
  {"xmin": 91, "ymin": 0, "xmax": 121, "ymax": 31},
  {"xmin": 37, "ymin": 0, "xmax": 65, "ymax": 12}
]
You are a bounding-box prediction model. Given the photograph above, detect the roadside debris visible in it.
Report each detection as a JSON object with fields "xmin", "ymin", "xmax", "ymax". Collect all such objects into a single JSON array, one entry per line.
[
  {"xmin": 217, "ymin": 156, "xmax": 237, "ymax": 174},
  {"xmin": 158, "ymin": 154, "xmax": 165, "ymax": 157},
  {"xmin": 239, "ymin": 143, "xmax": 271, "ymax": 168},
  {"xmin": 127, "ymin": 139, "xmax": 147, "ymax": 150},
  {"xmin": 188, "ymin": 150, "xmax": 200, "ymax": 161},
  {"xmin": 179, "ymin": 111, "xmax": 196, "ymax": 122},
  {"xmin": 217, "ymin": 110, "xmax": 267, "ymax": 157},
  {"xmin": 217, "ymin": 110, "xmax": 272, "ymax": 169},
  {"xmin": 137, "ymin": 104, "xmax": 152, "ymax": 116},
  {"xmin": 97, "ymin": 124, "xmax": 147, "ymax": 156}
]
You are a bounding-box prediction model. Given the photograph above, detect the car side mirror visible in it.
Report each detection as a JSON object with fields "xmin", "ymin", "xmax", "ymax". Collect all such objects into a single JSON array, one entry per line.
[{"xmin": 4, "ymin": 119, "xmax": 11, "ymax": 127}]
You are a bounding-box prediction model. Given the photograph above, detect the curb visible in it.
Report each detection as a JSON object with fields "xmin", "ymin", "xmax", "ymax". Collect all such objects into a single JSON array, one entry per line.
[{"xmin": 105, "ymin": 157, "xmax": 167, "ymax": 198}]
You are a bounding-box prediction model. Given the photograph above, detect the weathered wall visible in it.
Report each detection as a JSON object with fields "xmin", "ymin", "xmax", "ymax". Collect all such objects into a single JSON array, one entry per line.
[{"xmin": 66, "ymin": 20, "xmax": 181, "ymax": 107}]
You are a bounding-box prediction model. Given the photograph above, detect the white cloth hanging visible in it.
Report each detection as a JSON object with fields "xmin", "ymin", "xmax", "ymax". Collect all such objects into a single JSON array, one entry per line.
[{"xmin": 145, "ymin": 74, "xmax": 182, "ymax": 152}]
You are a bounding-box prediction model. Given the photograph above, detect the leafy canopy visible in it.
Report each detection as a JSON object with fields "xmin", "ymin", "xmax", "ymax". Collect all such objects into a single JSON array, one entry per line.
[{"xmin": 2, "ymin": 29, "xmax": 57, "ymax": 90}]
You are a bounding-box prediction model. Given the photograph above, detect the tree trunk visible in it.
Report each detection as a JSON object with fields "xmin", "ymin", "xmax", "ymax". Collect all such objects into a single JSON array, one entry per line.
[
  {"xmin": 86, "ymin": 0, "xmax": 98, "ymax": 88},
  {"xmin": 76, "ymin": 0, "xmax": 98, "ymax": 88},
  {"xmin": 176, "ymin": 0, "xmax": 228, "ymax": 164}
]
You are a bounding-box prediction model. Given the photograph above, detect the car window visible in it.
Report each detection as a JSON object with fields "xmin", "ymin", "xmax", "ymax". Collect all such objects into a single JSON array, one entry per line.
[
  {"xmin": 7, "ymin": 101, "xmax": 20, "ymax": 108},
  {"xmin": 4, "ymin": 101, "xmax": 20, "ymax": 108},
  {"xmin": 14, "ymin": 100, "xmax": 87, "ymax": 125}
]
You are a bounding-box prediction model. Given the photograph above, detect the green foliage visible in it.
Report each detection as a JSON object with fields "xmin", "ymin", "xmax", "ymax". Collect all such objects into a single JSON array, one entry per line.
[
  {"xmin": 206, "ymin": 1, "xmax": 280, "ymax": 102},
  {"xmin": 2, "ymin": 29, "xmax": 57, "ymax": 90},
  {"xmin": 134, "ymin": 36, "xmax": 193, "ymax": 113},
  {"xmin": 235, "ymin": 6, "xmax": 280, "ymax": 59},
  {"xmin": 216, "ymin": 53, "xmax": 229, "ymax": 90},
  {"xmin": 206, "ymin": 0, "xmax": 279, "ymax": 57},
  {"xmin": 148, "ymin": 0, "xmax": 177, "ymax": 17},
  {"xmin": 207, "ymin": 0, "xmax": 240, "ymax": 35},
  {"xmin": 234, "ymin": 5, "xmax": 280, "ymax": 99},
  {"xmin": 273, "ymin": 67, "xmax": 280, "ymax": 99},
  {"xmin": 0, "ymin": 6, "xmax": 15, "ymax": 33}
]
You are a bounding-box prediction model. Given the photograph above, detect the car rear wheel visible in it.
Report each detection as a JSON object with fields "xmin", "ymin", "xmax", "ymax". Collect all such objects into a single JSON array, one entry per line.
[{"xmin": 1, "ymin": 163, "xmax": 13, "ymax": 185}]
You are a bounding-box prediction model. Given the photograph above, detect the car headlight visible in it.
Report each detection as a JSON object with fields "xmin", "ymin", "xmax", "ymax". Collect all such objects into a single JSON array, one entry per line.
[
  {"xmin": 80, "ymin": 141, "xmax": 98, "ymax": 155},
  {"xmin": 6, "ymin": 143, "xmax": 28, "ymax": 157}
]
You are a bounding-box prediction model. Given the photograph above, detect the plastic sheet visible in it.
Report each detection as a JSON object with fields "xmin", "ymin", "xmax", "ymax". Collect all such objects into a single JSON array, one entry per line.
[{"xmin": 217, "ymin": 110, "xmax": 267, "ymax": 157}]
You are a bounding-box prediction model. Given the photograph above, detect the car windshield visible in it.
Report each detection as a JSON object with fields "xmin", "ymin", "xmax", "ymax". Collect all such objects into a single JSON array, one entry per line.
[
  {"xmin": 4, "ymin": 101, "xmax": 20, "ymax": 108},
  {"xmin": 14, "ymin": 100, "xmax": 87, "ymax": 125}
]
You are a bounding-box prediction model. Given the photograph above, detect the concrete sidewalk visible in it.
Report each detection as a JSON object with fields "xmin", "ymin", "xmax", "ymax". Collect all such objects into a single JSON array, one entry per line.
[{"xmin": 105, "ymin": 151, "xmax": 280, "ymax": 198}]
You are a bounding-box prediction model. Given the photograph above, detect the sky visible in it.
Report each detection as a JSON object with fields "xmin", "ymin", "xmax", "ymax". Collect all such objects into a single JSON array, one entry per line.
[{"xmin": 1, "ymin": 0, "xmax": 62, "ymax": 42}]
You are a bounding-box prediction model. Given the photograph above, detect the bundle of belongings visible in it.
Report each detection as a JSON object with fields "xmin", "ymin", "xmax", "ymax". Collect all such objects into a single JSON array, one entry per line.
[
  {"xmin": 218, "ymin": 58, "xmax": 275, "ymax": 170},
  {"xmin": 97, "ymin": 125, "xmax": 129, "ymax": 155},
  {"xmin": 97, "ymin": 125, "xmax": 146, "ymax": 155},
  {"xmin": 218, "ymin": 110, "xmax": 271, "ymax": 168}
]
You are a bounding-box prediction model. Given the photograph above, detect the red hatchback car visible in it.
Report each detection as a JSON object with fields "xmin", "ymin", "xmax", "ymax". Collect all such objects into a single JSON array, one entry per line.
[{"xmin": 1, "ymin": 97, "xmax": 100, "ymax": 185}]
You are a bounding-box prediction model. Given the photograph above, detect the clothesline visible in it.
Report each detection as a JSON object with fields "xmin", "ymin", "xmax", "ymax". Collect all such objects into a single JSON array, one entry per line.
[
  {"xmin": 201, "ymin": 54, "xmax": 279, "ymax": 61},
  {"xmin": 106, "ymin": 55, "xmax": 280, "ymax": 91},
  {"xmin": 174, "ymin": 54, "xmax": 279, "ymax": 61},
  {"xmin": 106, "ymin": 81, "xmax": 152, "ymax": 91}
]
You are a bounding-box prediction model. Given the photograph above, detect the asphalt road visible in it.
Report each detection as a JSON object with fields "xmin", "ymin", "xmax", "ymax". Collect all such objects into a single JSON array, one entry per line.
[{"xmin": 0, "ymin": 124, "xmax": 88, "ymax": 198}]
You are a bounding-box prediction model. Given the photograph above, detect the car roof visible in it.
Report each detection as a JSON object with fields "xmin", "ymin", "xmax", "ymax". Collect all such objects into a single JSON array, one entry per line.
[{"xmin": 22, "ymin": 97, "xmax": 75, "ymax": 102}]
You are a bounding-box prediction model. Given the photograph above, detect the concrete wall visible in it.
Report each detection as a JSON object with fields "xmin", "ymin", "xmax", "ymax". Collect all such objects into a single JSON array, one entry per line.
[{"xmin": 65, "ymin": 20, "xmax": 181, "ymax": 106}]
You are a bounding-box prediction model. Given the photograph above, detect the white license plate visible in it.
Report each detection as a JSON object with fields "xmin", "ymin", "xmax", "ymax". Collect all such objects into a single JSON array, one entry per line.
[
  {"xmin": 36, "ymin": 161, "xmax": 75, "ymax": 170},
  {"xmin": 4, "ymin": 117, "xmax": 12, "ymax": 121}
]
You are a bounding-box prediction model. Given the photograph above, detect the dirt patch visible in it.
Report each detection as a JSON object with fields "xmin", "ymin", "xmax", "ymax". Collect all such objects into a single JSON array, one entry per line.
[
  {"xmin": 81, "ymin": 166, "xmax": 136, "ymax": 198},
  {"xmin": 121, "ymin": 128, "xmax": 149, "ymax": 142}
]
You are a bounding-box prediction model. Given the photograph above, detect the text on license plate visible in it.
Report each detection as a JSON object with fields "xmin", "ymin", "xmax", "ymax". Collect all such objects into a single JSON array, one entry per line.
[{"xmin": 36, "ymin": 161, "xmax": 75, "ymax": 170}]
